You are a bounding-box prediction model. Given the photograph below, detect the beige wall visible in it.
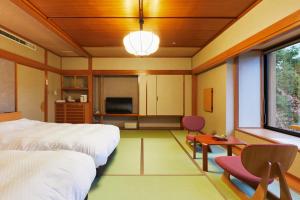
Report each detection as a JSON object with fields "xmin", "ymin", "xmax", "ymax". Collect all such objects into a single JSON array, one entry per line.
[
  {"xmin": 17, "ymin": 64, "xmax": 45, "ymax": 121},
  {"xmin": 235, "ymin": 130, "xmax": 300, "ymax": 178},
  {"xmin": 197, "ymin": 63, "xmax": 233, "ymax": 136},
  {"xmin": 0, "ymin": 58, "xmax": 15, "ymax": 113},
  {"xmin": 47, "ymin": 72, "xmax": 61, "ymax": 122},
  {"xmin": 101, "ymin": 76, "xmax": 139, "ymax": 114},
  {"xmin": 192, "ymin": 0, "xmax": 300, "ymax": 68},
  {"xmin": 62, "ymin": 57, "xmax": 88, "ymax": 70},
  {"xmin": 47, "ymin": 51, "xmax": 61, "ymax": 69},
  {"xmin": 0, "ymin": 33, "xmax": 45, "ymax": 63},
  {"xmin": 93, "ymin": 57, "xmax": 191, "ymax": 70}
]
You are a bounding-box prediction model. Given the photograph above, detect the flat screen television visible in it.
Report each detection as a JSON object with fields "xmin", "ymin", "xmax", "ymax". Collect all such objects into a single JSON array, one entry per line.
[{"xmin": 105, "ymin": 97, "xmax": 133, "ymax": 114}]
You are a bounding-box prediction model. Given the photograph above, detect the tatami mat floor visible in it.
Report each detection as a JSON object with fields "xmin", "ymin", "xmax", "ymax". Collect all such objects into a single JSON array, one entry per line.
[{"xmin": 88, "ymin": 130, "xmax": 300, "ymax": 200}]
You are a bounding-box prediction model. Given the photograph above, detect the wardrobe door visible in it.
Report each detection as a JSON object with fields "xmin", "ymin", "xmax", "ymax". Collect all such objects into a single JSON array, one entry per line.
[
  {"xmin": 157, "ymin": 75, "xmax": 183, "ymax": 115},
  {"xmin": 17, "ymin": 65, "xmax": 45, "ymax": 121},
  {"xmin": 146, "ymin": 75, "xmax": 157, "ymax": 115}
]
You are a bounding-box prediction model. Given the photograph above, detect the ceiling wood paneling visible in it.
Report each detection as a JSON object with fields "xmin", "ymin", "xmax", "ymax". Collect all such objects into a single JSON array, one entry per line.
[
  {"xmin": 51, "ymin": 18, "xmax": 232, "ymax": 47},
  {"xmin": 28, "ymin": 0, "xmax": 257, "ymax": 18},
  {"xmin": 10, "ymin": 0, "xmax": 261, "ymax": 57}
]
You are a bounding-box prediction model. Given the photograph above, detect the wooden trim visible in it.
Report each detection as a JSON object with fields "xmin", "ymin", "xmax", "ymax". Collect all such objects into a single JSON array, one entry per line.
[
  {"xmin": 44, "ymin": 70, "xmax": 48, "ymax": 122},
  {"xmin": 61, "ymin": 70, "xmax": 89, "ymax": 75},
  {"xmin": 0, "ymin": 49, "xmax": 61, "ymax": 74},
  {"xmin": 183, "ymin": 75, "xmax": 185, "ymax": 115},
  {"xmin": 260, "ymin": 51, "xmax": 264, "ymax": 128},
  {"xmin": 88, "ymin": 57, "xmax": 93, "ymax": 123},
  {"xmin": 0, "ymin": 112, "xmax": 22, "ymax": 122},
  {"xmin": 191, "ymin": 0, "xmax": 263, "ymax": 57},
  {"xmin": 233, "ymin": 57, "xmax": 239, "ymax": 129},
  {"xmin": 92, "ymin": 70, "xmax": 192, "ymax": 75},
  {"xmin": 14, "ymin": 63, "xmax": 18, "ymax": 112},
  {"xmin": 192, "ymin": 10, "xmax": 300, "ymax": 74},
  {"xmin": 10, "ymin": 0, "xmax": 90, "ymax": 57},
  {"xmin": 192, "ymin": 75, "xmax": 197, "ymax": 115},
  {"xmin": 140, "ymin": 138, "xmax": 144, "ymax": 175}
]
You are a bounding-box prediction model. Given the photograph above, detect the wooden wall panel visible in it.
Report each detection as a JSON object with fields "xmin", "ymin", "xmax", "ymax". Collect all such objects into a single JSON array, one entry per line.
[{"xmin": 0, "ymin": 58, "xmax": 15, "ymax": 113}]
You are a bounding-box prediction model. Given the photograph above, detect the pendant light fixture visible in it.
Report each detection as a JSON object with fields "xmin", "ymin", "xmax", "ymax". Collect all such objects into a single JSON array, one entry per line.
[{"xmin": 123, "ymin": 0, "xmax": 160, "ymax": 56}]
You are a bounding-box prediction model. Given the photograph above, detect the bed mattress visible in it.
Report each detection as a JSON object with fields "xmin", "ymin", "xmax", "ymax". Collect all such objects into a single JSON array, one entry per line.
[
  {"xmin": 0, "ymin": 119, "xmax": 120, "ymax": 167},
  {"xmin": 0, "ymin": 150, "xmax": 96, "ymax": 200}
]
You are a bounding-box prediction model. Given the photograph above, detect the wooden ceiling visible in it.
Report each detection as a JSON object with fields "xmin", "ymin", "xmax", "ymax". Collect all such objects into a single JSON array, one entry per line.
[{"xmin": 11, "ymin": 0, "xmax": 260, "ymax": 56}]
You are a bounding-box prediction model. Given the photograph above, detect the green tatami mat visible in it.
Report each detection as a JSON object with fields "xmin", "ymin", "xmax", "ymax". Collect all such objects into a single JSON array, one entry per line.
[
  {"xmin": 144, "ymin": 138, "xmax": 202, "ymax": 175},
  {"xmin": 121, "ymin": 130, "xmax": 172, "ymax": 138},
  {"xmin": 89, "ymin": 176, "xmax": 225, "ymax": 200},
  {"xmin": 103, "ymin": 138, "xmax": 141, "ymax": 175}
]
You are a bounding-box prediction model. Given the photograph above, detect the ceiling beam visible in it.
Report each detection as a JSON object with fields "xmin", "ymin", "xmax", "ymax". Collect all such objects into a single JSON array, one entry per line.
[
  {"xmin": 10, "ymin": 0, "xmax": 91, "ymax": 57},
  {"xmin": 48, "ymin": 16, "xmax": 237, "ymax": 19}
]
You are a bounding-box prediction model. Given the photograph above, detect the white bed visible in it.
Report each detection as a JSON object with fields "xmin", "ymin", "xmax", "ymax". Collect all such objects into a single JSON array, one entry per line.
[
  {"xmin": 0, "ymin": 150, "xmax": 96, "ymax": 200},
  {"xmin": 0, "ymin": 116, "xmax": 120, "ymax": 168}
]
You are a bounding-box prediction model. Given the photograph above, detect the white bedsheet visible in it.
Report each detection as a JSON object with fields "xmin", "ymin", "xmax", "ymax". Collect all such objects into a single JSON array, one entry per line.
[
  {"xmin": 0, "ymin": 119, "xmax": 120, "ymax": 167},
  {"xmin": 0, "ymin": 150, "xmax": 96, "ymax": 200}
]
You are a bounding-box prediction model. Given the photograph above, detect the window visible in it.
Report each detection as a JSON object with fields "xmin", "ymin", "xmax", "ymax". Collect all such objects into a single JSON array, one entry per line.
[{"xmin": 264, "ymin": 40, "xmax": 300, "ymax": 137}]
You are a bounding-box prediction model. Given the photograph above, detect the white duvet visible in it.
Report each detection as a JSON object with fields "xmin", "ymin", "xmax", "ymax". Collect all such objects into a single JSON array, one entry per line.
[
  {"xmin": 0, "ymin": 150, "xmax": 96, "ymax": 200},
  {"xmin": 0, "ymin": 119, "xmax": 120, "ymax": 167}
]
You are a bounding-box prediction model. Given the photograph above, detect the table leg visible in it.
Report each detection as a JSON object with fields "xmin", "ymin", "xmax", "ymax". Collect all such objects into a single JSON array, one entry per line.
[
  {"xmin": 227, "ymin": 145, "xmax": 232, "ymax": 156},
  {"xmin": 202, "ymin": 144, "xmax": 208, "ymax": 172},
  {"xmin": 193, "ymin": 138, "xmax": 196, "ymax": 159}
]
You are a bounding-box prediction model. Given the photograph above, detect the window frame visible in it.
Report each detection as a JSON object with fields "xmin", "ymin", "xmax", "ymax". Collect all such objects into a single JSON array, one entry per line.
[{"xmin": 263, "ymin": 38, "xmax": 300, "ymax": 138}]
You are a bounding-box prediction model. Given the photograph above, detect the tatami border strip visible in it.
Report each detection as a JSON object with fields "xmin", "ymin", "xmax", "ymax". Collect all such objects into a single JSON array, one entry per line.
[{"xmin": 140, "ymin": 138, "xmax": 144, "ymax": 176}]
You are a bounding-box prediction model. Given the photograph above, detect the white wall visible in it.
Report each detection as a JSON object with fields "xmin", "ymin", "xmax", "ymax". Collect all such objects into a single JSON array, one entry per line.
[{"xmin": 239, "ymin": 51, "xmax": 261, "ymax": 127}]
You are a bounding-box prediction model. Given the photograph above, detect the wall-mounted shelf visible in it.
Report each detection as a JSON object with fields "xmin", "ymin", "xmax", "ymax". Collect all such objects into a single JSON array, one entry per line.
[
  {"xmin": 62, "ymin": 88, "xmax": 88, "ymax": 91},
  {"xmin": 94, "ymin": 113, "xmax": 141, "ymax": 117}
]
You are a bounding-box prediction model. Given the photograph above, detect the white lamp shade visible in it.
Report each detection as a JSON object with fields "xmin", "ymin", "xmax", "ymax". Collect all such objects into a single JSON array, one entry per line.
[{"xmin": 123, "ymin": 31, "xmax": 160, "ymax": 56}]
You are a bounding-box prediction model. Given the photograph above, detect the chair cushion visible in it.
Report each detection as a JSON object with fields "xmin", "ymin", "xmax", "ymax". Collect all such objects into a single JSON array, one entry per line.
[{"xmin": 215, "ymin": 156, "xmax": 273, "ymax": 187}]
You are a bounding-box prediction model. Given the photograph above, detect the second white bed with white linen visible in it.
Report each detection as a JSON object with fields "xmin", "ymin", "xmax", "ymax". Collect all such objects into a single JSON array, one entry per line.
[{"xmin": 0, "ymin": 150, "xmax": 96, "ymax": 200}]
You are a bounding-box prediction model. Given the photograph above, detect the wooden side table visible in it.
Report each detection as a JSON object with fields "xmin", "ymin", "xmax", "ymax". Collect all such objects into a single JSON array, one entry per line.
[{"xmin": 194, "ymin": 135, "xmax": 246, "ymax": 172}]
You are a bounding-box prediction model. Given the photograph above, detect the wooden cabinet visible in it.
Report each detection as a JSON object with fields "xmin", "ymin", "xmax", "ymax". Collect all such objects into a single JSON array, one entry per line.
[{"xmin": 55, "ymin": 102, "xmax": 89, "ymax": 123}]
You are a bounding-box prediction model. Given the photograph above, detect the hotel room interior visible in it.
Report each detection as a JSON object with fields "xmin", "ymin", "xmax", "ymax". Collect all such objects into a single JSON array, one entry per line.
[{"xmin": 0, "ymin": 0, "xmax": 299, "ymax": 199}]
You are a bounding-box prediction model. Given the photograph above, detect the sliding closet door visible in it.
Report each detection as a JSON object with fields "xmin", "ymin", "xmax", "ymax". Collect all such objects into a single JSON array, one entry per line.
[
  {"xmin": 48, "ymin": 72, "xmax": 61, "ymax": 122},
  {"xmin": 157, "ymin": 75, "xmax": 183, "ymax": 115},
  {"xmin": 17, "ymin": 65, "xmax": 45, "ymax": 121},
  {"xmin": 0, "ymin": 58, "xmax": 15, "ymax": 113},
  {"xmin": 146, "ymin": 75, "xmax": 157, "ymax": 115}
]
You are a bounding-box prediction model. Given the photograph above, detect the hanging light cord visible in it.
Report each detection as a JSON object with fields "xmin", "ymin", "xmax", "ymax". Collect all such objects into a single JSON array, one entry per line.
[{"xmin": 139, "ymin": 0, "xmax": 144, "ymax": 30}]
